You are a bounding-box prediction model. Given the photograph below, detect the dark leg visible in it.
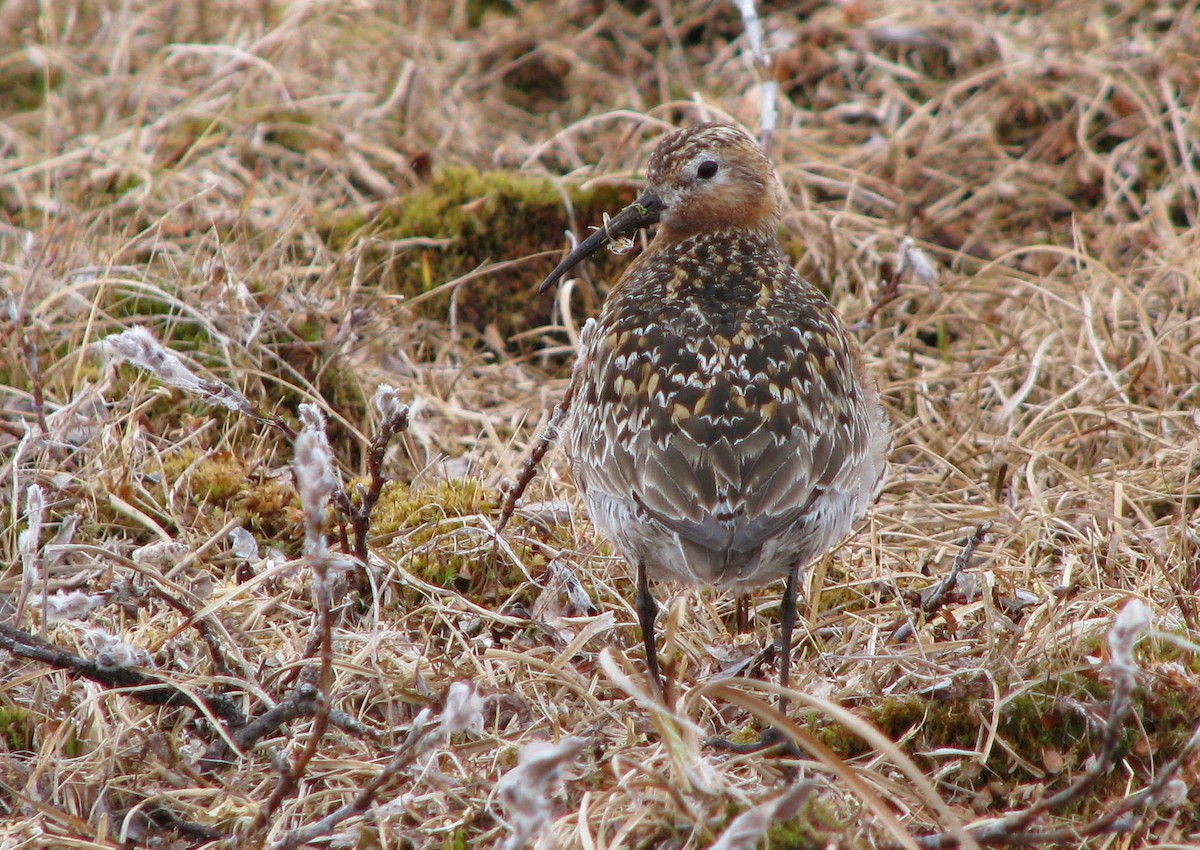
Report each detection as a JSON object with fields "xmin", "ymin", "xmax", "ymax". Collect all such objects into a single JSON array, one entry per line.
[
  {"xmin": 777, "ymin": 563, "xmax": 801, "ymax": 718},
  {"xmin": 735, "ymin": 592, "xmax": 750, "ymax": 634},
  {"xmin": 707, "ymin": 565, "xmax": 804, "ymax": 755},
  {"xmin": 636, "ymin": 562, "xmax": 663, "ymax": 695}
]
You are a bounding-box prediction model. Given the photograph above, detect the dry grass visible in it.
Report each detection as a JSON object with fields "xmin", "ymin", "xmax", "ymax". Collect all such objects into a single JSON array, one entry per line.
[{"xmin": 2, "ymin": 0, "xmax": 1199, "ymax": 848}]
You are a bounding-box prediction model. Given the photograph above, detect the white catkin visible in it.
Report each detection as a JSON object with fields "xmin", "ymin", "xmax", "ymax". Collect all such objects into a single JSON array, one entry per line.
[
  {"xmin": 293, "ymin": 403, "xmax": 338, "ymax": 558},
  {"xmin": 1108, "ymin": 599, "xmax": 1151, "ymax": 671},
  {"xmin": 409, "ymin": 707, "xmax": 441, "ymax": 758},
  {"xmin": 11, "ymin": 421, "xmax": 42, "ymax": 509},
  {"xmin": 132, "ymin": 540, "xmax": 191, "ymax": 568},
  {"xmin": 731, "ymin": 0, "xmax": 765, "ymax": 63},
  {"xmin": 759, "ymin": 79, "xmax": 779, "ymax": 142},
  {"xmin": 373, "ymin": 384, "xmax": 410, "ymax": 426},
  {"xmin": 19, "ymin": 484, "xmax": 45, "ymax": 580},
  {"xmin": 440, "ymin": 681, "xmax": 484, "ymax": 737},
  {"xmin": 18, "ymin": 484, "xmax": 46, "ymax": 622},
  {"xmin": 1161, "ymin": 778, "xmax": 1190, "ymax": 808},
  {"xmin": 82, "ymin": 628, "xmax": 151, "ymax": 668},
  {"xmin": 497, "ymin": 737, "xmax": 588, "ymax": 850},
  {"xmin": 730, "ymin": 0, "xmax": 776, "ymax": 146},
  {"xmin": 102, "ymin": 326, "xmax": 255, "ymax": 414},
  {"xmin": 34, "ymin": 590, "xmax": 107, "ymax": 622},
  {"xmin": 899, "ymin": 236, "xmax": 940, "ymax": 286}
]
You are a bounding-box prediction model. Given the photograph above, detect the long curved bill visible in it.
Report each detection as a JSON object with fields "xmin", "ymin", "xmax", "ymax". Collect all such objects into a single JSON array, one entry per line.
[{"xmin": 538, "ymin": 188, "xmax": 665, "ymax": 294}]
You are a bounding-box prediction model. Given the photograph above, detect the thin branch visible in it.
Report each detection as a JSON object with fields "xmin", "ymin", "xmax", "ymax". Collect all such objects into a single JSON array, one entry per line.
[
  {"xmin": 0, "ymin": 621, "xmax": 246, "ymax": 727},
  {"xmin": 892, "ymin": 521, "xmax": 992, "ymax": 642},
  {"xmin": 494, "ymin": 379, "xmax": 576, "ymax": 540},
  {"xmin": 268, "ymin": 710, "xmax": 441, "ymax": 850},
  {"xmin": 336, "ymin": 386, "xmax": 410, "ymax": 563}
]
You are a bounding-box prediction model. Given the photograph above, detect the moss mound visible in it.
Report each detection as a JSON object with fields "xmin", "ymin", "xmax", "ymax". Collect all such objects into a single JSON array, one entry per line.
[{"xmin": 326, "ymin": 166, "xmax": 637, "ymax": 350}]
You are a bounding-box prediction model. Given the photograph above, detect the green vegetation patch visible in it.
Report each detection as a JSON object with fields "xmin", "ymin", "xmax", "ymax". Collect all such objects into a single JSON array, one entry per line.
[
  {"xmin": 162, "ymin": 449, "xmax": 301, "ymax": 545},
  {"xmin": 793, "ymin": 661, "xmax": 1195, "ymax": 818},
  {"xmin": 0, "ymin": 62, "xmax": 61, "ymax": 114},
  {"xmin": 0, "ymin": 706, "xmax": 37, "ymax": 753},
  {"xmin": 764, "ymin": 794, "xmax": 847, "ymax": 850},
  {"xmin": 325, "ymin": 166, "xmax": 636, "ymax": 351},
  {"xmin": 370, "ymin": 478, "xmax": 548, "ymax": 599}
]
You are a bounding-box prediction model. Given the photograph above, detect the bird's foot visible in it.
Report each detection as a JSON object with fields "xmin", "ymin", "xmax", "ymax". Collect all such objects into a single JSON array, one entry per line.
[{"xmin": 706, "ymin": 726, "xmax": 802, "ymax": 757}]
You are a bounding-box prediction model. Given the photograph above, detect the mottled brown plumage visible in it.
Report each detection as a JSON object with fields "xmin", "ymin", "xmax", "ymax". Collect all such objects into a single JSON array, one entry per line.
[{"xmin": 541, "ymin": 123, "xmax": 889, "ymax": 712}]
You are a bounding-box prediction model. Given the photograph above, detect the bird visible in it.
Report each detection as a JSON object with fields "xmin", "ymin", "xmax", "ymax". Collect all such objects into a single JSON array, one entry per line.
[{"xmin": 539, "ymin": 123, "xmax": 890, "ymax": 725}]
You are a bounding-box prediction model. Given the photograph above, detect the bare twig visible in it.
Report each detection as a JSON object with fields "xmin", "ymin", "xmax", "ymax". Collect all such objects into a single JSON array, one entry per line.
[
  {"xmin": 0, "ymin": 621, "xmax": 246, "ymax": 727},
  {"xmin": 892, "ymin": 521, "xmax": 992, "ymax": 642},
  {"xmin": 334, "ymin": 385, "xmax": 410, "ymax": 563},
  {"xmin": 112, "ymin": 805, "xmax": 229, "ymax": 843},
  {"xmin": 199, "ymin": 675, "xmax": 317, "ymax": 774},
  {"xmin": 269, "ymin": 709, "xmax": 442, "ymax": 850},
  {"xmin": 495, "ymin": 379, "xmax": 576, "ymax": 540}
]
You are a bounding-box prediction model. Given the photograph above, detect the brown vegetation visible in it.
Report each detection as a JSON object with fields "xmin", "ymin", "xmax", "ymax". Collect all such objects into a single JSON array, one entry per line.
[{"xmin": 2, "ymin": 1, "xmax": 1198, "ymax": 848}]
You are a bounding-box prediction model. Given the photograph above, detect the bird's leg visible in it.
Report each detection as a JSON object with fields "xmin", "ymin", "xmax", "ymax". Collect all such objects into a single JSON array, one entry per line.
[
  {"xmin": 707, "ymin": 565, "xmax": 803, "ymax": 755},
  {"xmin": 636, "ymin": 561, "xmax": 663, "ymax": 696},
  {"xmin": 736, "ymin": 592, "xmax": 750, "ymax": 634},
  {"xmin": 777, "ymin": 563, "xmax": 801, "ymax": 718}
]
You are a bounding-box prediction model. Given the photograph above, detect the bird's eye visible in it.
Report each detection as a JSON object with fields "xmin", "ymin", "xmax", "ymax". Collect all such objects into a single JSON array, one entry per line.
[{"xmin": 696, "ymin": 160, "xmax": 719, "ymax": 179}]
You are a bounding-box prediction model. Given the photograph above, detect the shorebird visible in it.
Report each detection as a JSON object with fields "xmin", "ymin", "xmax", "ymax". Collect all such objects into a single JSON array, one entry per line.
[{"xmin": 540, "ymin": 123, "xmax": 890, "ymax": 721}]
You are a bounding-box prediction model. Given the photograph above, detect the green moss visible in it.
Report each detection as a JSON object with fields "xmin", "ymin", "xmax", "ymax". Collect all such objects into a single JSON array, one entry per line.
[
  {"xmin": 286, "ymin": 313, "xmax": 323, "ymax": 344},
  {"xmin": 255, "ymin": 108, "xmax": 320, "ymax": 154},
  {"xmin": 322, "ymin": 166, "xmax": 637, "ymax": 353},
  {"xmin": 0, "ymin": 64, "xmax": 60, "ymax": 113},
  {"xmin": 765, "ymin": 794, "xmax": 846, "ymax": 850},
  {"xmin": 1002, "ymin": 688, "xmax": 1092, "ymax": 755},
  {"xmin": 162, "ymin": 449, "xmax": 301, "ymax": 544},
  {"xmin": 799, "ymin": 671, "xmax": 1134, "ymax": 796},
  {"xmin": 166, "ymin": 450, "xmax": 247, "ymax": 504},
  {"xmin": 100, "ymin": 282, "xmax": 217, "ymax": 349},
  {"xmin": 372, "ymin": 478, "xmax": 492, "ymax": 587},
  {"xmin": 370, "ymin": 478, "xmax": 494, "ymax": 538},
  {"xmin": 370, "ymin": 478, "xmax": 544, "ymax": 596},
  {"xmin": 466, "ymin": 0, "xmax": 516, "ymax": 28},
  {"xmin": 318, "ymin": 362, "xmax": 369, "ymax": 421},
  {"xmin": 0, "ymin": 706, "xmax": 36, "ymax": 752}
]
